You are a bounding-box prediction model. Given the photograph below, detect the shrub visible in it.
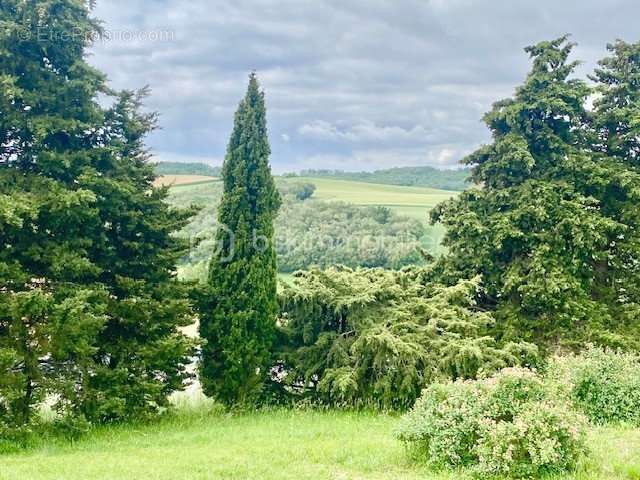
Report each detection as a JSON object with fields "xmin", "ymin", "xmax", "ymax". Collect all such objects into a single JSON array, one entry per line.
[
  {"xmin": 396, "ymin": 368, "xmax": 587, "ymax": 478},
  {"xmin": 475, "ymin": 402, "xmax": 587, "ymax": 478},
  {"xmin": 546, "ymin": 346, "xmax": 640, "ymax": 425}
]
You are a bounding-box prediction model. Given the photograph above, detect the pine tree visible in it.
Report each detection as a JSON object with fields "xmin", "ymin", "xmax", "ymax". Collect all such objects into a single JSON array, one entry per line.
[
  {"xmin": 199, "ymin": 74, "xmax": 281, "ymax": 405},
  {"xmin": 431, "ymin": 36, "xmax": 640, "ymax": 350},
  {"xmin": 0, "ymin": 0, "xmax": 195, "ymax": 428}
]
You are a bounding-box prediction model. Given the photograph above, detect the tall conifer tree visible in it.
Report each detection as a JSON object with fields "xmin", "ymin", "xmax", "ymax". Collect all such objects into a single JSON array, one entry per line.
[
  {"xmin": 199, "ymin": 74, "xmax": 281, "ymax": 405},
  {"xmin": 0, "ymin": 0, "xmax": 195, "ymax": 428},
  {"xmin": 431, "ymin": 37, "xmax": 640, "ymax": 350}
]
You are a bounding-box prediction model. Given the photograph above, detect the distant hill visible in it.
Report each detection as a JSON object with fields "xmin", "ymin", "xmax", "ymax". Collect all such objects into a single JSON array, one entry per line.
[
  {"xmin": 292, "ymin": 166, "xmax": 471, "ymax": 191},
  {"xmin": 155, "ymin": 161, "xmax": 221, "ymax": 177}
]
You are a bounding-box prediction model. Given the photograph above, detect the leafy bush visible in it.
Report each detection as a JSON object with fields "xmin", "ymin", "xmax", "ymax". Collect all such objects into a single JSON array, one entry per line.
[
  {"xmin": 287, "ymin": 182, "xmax": 316, "ymax": 201},
  {"xmin": 396, "ymin": 368, "xmax": 587, "ymax": 478},
  {"xmin": 546, "ymin": 346, "xmax": 640, "ymax": 425},
  {"xmin": 272, "ymin": 269, "xmax": 537, "ymax": 408}
]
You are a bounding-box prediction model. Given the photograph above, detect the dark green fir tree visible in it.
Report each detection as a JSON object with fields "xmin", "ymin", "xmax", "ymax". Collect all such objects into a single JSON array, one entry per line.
[
  {"xmin": 431, "ymin": 36, "xmax": 640, "ymax": 351},
  {"xmin": 0, "ymin": 0, "xmax": 196, "ymax": 430},
  {"xmin": 198, "ymin": 74, "xmax": 281, "ymax": 405}
]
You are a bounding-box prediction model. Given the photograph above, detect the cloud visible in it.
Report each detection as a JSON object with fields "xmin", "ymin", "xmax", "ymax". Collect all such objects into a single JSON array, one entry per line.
[
  {"xmin": 89, "ymin": 0, "xmax": 640, "ymax": 171},
  {"xmin": 298, "ymin": 121, "xmax": 430, "ymax": 144}
]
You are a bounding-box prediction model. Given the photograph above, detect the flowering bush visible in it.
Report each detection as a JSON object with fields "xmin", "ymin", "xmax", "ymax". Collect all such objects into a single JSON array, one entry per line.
[
  {"xmin": 476, "ymin": 402, "xmax": 587, "ymax": 478},
  {"xmin": 396, "ymin": 368, "xmax": 587, "ymax": 478}
]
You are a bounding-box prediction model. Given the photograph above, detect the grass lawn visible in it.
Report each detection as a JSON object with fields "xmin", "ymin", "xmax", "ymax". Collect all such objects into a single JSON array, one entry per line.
[{"xmin": 1, "ymin": 409, "xmax": 638, "ymax": 480}]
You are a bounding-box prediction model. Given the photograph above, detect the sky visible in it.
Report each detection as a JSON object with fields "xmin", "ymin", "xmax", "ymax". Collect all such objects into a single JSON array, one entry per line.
[{"xmin": 89, "ymin": 0, "xmax": 639, "ymax": 173}]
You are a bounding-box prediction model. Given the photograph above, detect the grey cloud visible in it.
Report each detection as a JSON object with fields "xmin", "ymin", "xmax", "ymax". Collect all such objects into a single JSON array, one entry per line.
[{"xmin": 89, "ymin": 0, "xmax": 640, "ymax": 171}]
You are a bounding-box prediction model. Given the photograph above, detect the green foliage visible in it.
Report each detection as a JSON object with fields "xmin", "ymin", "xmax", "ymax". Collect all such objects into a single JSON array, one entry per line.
[
  {"xmin": 275, "ymin": 200, "xmax": 426, "ymax": 272},
  {"xmin": 295, "ymin": 166, "xmax": 470, "ymax": 191},
  {"xmin": 272, "ymin": 268, "xmax": 537, "ymax": 408},
  {"xmin": 198, "ymin": 74, "xmax": 281, "ymax": 405},
  {"xmin": 284, "ymin": 181, "xmax": 316, "ymax": 201},
  {"xmin": 396, "ymin": 368, "xmax": 587, "ymax": 478},
  {"xmin": 546, "ymin": 346, "xmax": 640, "ymax": 425},
  {"xmin": 0, "ymin": 0, "xmax": 196, "ymax": 430},
  {"xmin": 154, "ymin": 162, "xmax": 221, "ymax": 177},
  {"xmin": 431, "ymin": 36, "xmax": 640, "ymax": 350}
]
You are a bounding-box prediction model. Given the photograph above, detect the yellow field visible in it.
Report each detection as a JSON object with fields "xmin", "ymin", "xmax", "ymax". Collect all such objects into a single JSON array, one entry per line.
[{"xmin": 154, "ymin": 175, "xmax": 218, "ymax": 188}]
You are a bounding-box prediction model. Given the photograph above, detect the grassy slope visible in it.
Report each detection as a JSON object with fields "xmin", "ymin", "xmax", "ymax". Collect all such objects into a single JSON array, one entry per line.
[
  {"xmin": 293, "ymin": 177, "xmax": 457, "ymax": 220},
  {"xmin": 1, "ymin": 410, "xmax": 638, "ymax": 480},
  {"xmin": 287, "ymin": 177, "xmax": 456, "ymax": 254},
  {"xmin": 167, "ymin": 176, "xmax": 457, "ymax": 258}
]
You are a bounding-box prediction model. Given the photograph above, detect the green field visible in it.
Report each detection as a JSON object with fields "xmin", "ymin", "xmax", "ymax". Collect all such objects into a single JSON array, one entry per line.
[
  {"xmin": 291, "ymin": 177, "xmax": 457, "ymax": 220},
  {"xmin": 168, "ymin": 175, "xmax": 456, "ymax": 258},
  {"xmin": 168, "ymin": 176, "xmax": 457, "ymax": 221},
  {"xmin": 287, "ymin": 177, "xmax": 455, "ymax": 254},
  {"xmin": 1, "ymin": 409, "xmax": 638, "ymax": 480}
]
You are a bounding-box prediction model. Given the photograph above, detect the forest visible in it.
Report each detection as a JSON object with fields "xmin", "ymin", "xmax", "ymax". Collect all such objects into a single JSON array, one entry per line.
[{"xmin": 1, "ymin": 1, "xmax": 640, "ymax": 479}]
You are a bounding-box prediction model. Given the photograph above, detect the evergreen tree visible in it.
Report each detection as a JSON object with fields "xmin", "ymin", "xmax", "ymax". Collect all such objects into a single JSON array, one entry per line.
[
  {"xmin": 0, "ymin": 0, "xmax": 195, "ymax": 428},
  {"xmin": 589, "ymin": 40, "xmax": 640, "ymax": 342},
  {"xmin": 272, "ymin": 267, "xmax": 537, "ymax": 409},
  {"xmin": 431, "ymin": 36, "xmax": 640, "ymax": 350},
  {"xmin": 199, "ymin": 74, "xmax": 281, "ymax": 405},
  {"xmin": 591, "ymin": 40, "xmax": 640, "ymax": 166}
]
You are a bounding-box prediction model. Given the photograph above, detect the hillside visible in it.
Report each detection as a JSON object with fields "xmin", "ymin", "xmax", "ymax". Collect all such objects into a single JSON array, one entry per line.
[
  {"xmin": 293, "ymin": 166, "xmax": 471, "ymax": 191},
  {"xmin": 166, "ymin": 176, "xmax": 456, "ymax": 278},
  {"xmin": 290, "ymin": 176, "xmax": 456, "ymax": 219},
  {"xmin": 154, "ymin": 161, "xmax": 221, "ymax": 177}
]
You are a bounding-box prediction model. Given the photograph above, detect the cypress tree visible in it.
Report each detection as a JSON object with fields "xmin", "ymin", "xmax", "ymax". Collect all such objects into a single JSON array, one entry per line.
[
  {"xmin": 0, "ymin": 0, "xmax": 196, "ymax": 429},
  {"xmin": 199, "ymin": 74, "xmax": 281, "ymax": 405}
]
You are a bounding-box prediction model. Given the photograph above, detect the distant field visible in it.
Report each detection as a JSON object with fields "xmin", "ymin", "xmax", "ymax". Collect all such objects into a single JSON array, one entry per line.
[
  {"xmin": 2, "ymin": 409, "xmax": 638, "ymax": 480},
  {"xmin": 167, "ymin": 176, "xmax": 457, "ymax": 257},
  {"xmin": 291, "ymin": 177, "xmax": 457, "ymax": 220},
  {"xmin": 154, "ymin": 175, "xmax": 218, "ymax": 188}
]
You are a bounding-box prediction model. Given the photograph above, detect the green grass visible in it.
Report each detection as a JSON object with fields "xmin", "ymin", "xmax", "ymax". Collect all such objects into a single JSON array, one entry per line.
[
  {"xmin": 292, "ymin": 177, "xmax": 457, "ymax": 220},
  {"xmin": 1, "ymin": 409, "xmax": 638, "ymax": 480}
]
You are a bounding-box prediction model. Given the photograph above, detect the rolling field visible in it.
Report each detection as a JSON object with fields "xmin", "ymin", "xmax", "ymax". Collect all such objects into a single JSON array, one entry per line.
[
  {"xmin": 291, "ymin": 177, "xmax": 458, "ymax": 220},
  {"xmin": 165, "ymin": 175, "xmax": 457, "ymax": 260},
  {"xmin": 1, "ymin": 409, "xmax": 638, "ymax": 480}
]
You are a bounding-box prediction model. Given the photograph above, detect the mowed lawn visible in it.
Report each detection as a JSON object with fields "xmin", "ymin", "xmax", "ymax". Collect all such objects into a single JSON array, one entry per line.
[
  {"xmin": 1, "ymin": 409, "xmax": 639, "ymax": 480},
  {"xmin": 294, "ymin": 177, "xmax": 458, "ymax": 220}
]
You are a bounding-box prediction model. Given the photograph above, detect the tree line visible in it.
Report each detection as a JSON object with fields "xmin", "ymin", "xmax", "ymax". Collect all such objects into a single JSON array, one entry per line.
[{"xmin": 291, "ymin": 166, "xmax": 470, "ymax": 191}]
